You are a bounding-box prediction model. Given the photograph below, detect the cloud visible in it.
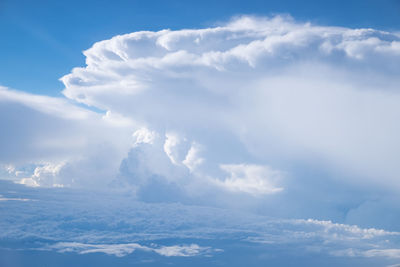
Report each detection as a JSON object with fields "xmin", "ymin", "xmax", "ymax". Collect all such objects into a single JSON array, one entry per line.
[
  {"xmin": 332, "ymin": 248, "xmax": 400, "ymax": 259},
  {"xmin": 2, "ymin": 15, "xmax": 400, "ymax": 230},
  {"xmin": 0, "ymin": 181, "xmax": 399, "ymax": 265},
  {"xmin": 0, "ymin": 86, "xmax": 91, "ymax": 120},
  {"xmin": 182, "ymin": 142, "xmax": 204, "ymax": 172},
  {"xmin": 132, "ymin": 127, "xmax": 157, "ymax": 146},
  {"xmin": 58, "ymin": 15, "xmax": 400, "ymax": 195},
  {"xmin": 215, "ymin": 164, "xmax": 283, "ymax": 195},
  {"xmin": 48, "ymin": 242, "xmax": 213, "ymax": 258},
  {"xmin": 0, "ymin": 86, "xmax": 133, "ymax": 188},
  {"xmin": 0, "ymin": 195, "xmax": 32, "ymax": 201},
  {"xmin": 154, "ymin": 244, "xmax": 212, "ymax": 257},
  {"xmin": 163, "ymin": 132, "xmax": 190, "ymax": 166},
  {"xmin": 19, "ymin": 162, "xmax": 65, "ymax": 187},
  {"xmin": 247, "ymin": 218, "xmax": 400, "ymax": 248},
  {"xmin": 49, "ymin": 242, "xmax": 147, "ymax": 257},
  {"xmin": 290, "ymin": 218, "xmax": 399, "ymax": 240}
]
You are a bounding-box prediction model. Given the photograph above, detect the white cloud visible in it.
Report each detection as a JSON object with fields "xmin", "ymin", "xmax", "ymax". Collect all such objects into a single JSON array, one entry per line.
[
  {"xmin": 0, "ymin": 86, "xmax": 92, "ymax": 120},
  {"xmin": 214, "ymin": 164, "xmax": 283, "ymax": 195},
  {"xmin": 102, "ymin": 110, "xmax": 134, "ymax": 127},
  {"xmin": 0, "ymin": 86, "xmax": 133, "ymax": 188},
  {"xmin": 2, "ymin": 15, "xmax": 400, "ymax": 267},
  {"xmin": 154, "ymin": 244, "xmax": 211, "ymax": 257},
  {"xmin": 58, "ymin": 15, "xmax": 400, "ymax": 196},
  {"xmin": 291, "ymin": 218, "xmax": 399, "ymax": 240},
  {"xmin": 28, "ymin": 162, "xmax": 65, "ymax": 187},
  {"xmin": 182, "ymin": 142, "xmax": 204, "ymax": 172},
  {"xmin": 132, "ymin": 127, "xmax": 157, "ymax": 146},
  {"xmin": 49, "ymin": 242, "xmax": 148, "ymax": 257},
  {"xmin": 48, "ymin": 242, "xmax": 212, "ymax": 258},
  {"xmin": 5, "ymin": 165, "xmax": 15, "ymax": 174},
  {"xmin": 2, "ymin": 15, "xmax": 400, "ymax": 229},
  {"xmin": 0, "ymin": 195, "xmax": 32, "ymax": 201},
  {"xmin": 332, "ymin": 248, "xmax": 400, "ymax": 259},
  {"xmin": 163, "ymin": 132, "xmax": 187, "ymax": 166},
  {"xmin": 364, "ymin": 249, "xmax": 400, "ymax": 258}
]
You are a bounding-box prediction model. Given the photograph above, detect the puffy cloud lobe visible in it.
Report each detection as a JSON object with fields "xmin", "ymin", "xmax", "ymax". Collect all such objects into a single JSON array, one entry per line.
[
  {"xmin": 116, "ymin": 129, "xmax": 280, "ymax": 199},
  {"xmin": 132, "ymin": 127, "xmax": 157, "ymax": 146},
  {"xmin": 215, "ymin": 164, "xmax": 283, "ymax": 195},
  {"xmin": 163, "ymin": 132, "xmax": 190, "ymax": 166},
  {"xmin": 19, "ymin": 162, "xmax": 65, "ymax": 187},
  {"xmin": 182, "ymin": 142, "xmax": 204, "ymax": 172}
]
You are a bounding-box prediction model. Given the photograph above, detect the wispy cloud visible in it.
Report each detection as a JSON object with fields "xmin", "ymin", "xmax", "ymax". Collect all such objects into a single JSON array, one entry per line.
[{"xmin": 47, "ymin": 242, "xmax": 214, "ymax": 258}]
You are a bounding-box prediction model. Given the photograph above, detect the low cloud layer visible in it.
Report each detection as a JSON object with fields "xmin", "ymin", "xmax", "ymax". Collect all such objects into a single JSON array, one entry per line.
[{"xmin": 0, "ymin": 181, "xmax": 400, "ymax": 266}]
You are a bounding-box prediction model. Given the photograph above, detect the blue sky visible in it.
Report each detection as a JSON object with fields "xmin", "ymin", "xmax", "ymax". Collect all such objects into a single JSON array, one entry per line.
[
  {"xmin": 2, "ymin": 1, "xmax": 400, "ymax": 266},
  {"xmin": 1, "ymin": 0, "xmax": 400, "ymax": 95}
]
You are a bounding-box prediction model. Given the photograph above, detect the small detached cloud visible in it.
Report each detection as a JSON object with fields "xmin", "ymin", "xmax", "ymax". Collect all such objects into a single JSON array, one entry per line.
[
  {"xmin": 154, "ymin": 244, "xmax": 212, "ymax": 257},
  {"xmin": 48, "ymin": 242, "xmax": 214, "ymax": 258},
  {"xmin": 49, "ymin": 242, "xmax": 146, "ymax": 257}
]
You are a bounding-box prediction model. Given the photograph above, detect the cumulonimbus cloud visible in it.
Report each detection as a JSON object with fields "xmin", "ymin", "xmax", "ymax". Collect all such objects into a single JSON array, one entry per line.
[
  {"xmin": 2, "ymin": 16, "xmax": 400, "ymax": 226},
  {"xmin": 59, "ymin": 15, "xmax": 400, "ymax": 193}
]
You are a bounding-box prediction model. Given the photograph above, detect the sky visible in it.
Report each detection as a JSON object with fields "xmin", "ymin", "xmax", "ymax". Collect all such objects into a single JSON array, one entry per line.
[{"xmin": 1, "ymin": 1, "xmax": 400, "ymax": 266}]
